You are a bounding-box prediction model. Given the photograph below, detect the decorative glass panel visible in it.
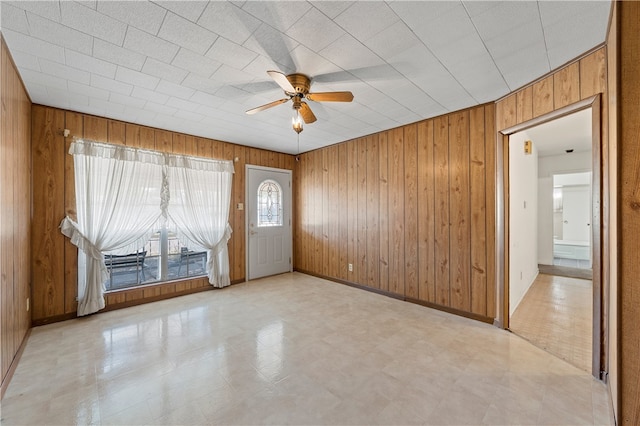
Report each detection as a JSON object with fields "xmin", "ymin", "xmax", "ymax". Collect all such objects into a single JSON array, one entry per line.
[{"xmin": 257, "ymin": 180, "xmax": 282, "ymax": 227}]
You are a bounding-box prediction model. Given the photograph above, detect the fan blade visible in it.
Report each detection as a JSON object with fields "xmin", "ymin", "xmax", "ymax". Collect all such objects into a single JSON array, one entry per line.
[
  {"xmin": 299, "ymin": 102, "xmax": 317, "ymax": 124},
  {"xmin": 306, "ymin": 91, "xmax": 354, "ymax": 102},
  {"xmin": 267, "ymin": 70, "xmax": 296, "ymax": 93},
  {"xmin": 245, "ymin": 98, "xmax": 289, "ymax": 115}
]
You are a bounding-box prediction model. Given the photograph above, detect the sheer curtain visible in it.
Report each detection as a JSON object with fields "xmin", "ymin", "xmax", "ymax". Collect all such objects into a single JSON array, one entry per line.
[
  {"xmin": 61, "ymin": 140, "xmax": 164, "ymax": 316},
  {"xmin": 166, "ymin": 155, "xmax": 234, "ymax": 287}
]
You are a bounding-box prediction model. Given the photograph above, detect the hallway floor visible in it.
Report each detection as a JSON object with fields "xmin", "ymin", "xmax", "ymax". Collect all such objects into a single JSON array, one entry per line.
[
  {"xmin": 2, "ymin": 273, "xmax": 612, "ymax": 425},
  {"xmin": 510, "ymin": 273, "xmax": 592, "ymax": 373}
]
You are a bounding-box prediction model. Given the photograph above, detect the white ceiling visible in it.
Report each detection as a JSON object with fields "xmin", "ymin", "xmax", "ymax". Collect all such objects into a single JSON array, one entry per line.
[
  {"xmin": 0, "ymin": 1, "xmax": 611, "ymax": 154},
  {"xmin": 522, "ymin": 108, "xmax": 592, "ymax": 158}
]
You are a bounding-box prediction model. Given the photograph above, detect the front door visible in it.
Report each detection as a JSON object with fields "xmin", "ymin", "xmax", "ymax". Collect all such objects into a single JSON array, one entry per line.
[{"xmin": 246, "ymin": 166, "xmax": 292, "ymax": 280}]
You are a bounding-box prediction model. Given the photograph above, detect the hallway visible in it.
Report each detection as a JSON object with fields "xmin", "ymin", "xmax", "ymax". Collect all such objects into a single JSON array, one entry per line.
[{"xmin": 510, "ymin": 273, "xmax": 592, "ymax": 372}]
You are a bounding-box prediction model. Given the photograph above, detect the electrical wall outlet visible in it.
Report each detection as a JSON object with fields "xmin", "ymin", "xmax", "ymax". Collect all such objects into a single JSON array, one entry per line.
[{"xmin": 348, "ymin": 263, "xmax": 353, "ymax": 272}]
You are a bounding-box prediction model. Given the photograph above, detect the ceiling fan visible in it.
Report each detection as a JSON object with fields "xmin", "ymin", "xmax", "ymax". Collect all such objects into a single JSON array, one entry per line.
[{"xmin": 245, "ymin": 70, "xmax": 354, "ymax": 134}]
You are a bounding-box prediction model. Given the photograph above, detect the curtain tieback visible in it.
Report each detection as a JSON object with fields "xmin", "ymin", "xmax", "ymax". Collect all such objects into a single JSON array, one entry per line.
[{"xmin": 60, "ymin": 217, "xmax": 109, "ymax": 282}]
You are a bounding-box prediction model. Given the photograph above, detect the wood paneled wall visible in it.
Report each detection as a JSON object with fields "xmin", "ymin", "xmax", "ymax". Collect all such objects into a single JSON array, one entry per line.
[
  {"xmin": 617, "ymin": 2, "xmax": 640, "ymax": 423},
  {"xmin": 1, "ymin": 36, "xmax": 32, "ymax": 396},
  {"xmin": 31, "ymin": 105, "xmax": 294, "ymax": 324},
  {"xmin": 294, "ymin": 104, "xmax": 496, "ymax": 321}
]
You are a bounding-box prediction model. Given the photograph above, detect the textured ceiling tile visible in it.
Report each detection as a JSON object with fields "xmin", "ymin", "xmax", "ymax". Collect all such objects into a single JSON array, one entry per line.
[
  {"xmin": 172, "ymin": 48, "xmax": 221, "ymax": 78},
  {"xmin": 334, "ymin": 1, "xmax": 398, "ymax": 41},
  {"xmin": 131, "ymin": 86, "xmax": 170, "ymax": 105},
  {"xmin": 65, "ymin": 49, "xmax": 117, "ymax": 79},
  {"xmin": 242, "ymin": 55, "xmax": 294, "ymax": 80},
  {"xmin": 10, "ymin": 50, "xmax": 41, "ymax": 72},
  {"xmin": 462, "ymin": 0, "xmax": 502, "ymax": 18},
  {"xmin": 198, "ymin": 2, "xmax": 261, "ymax": 45},
  {"xmin": 97, "ymin": 1, "xmax": 167, "ymax": 35},
  {"xmin": 289, "ymin": 45, "xmax": 342, "ymax": 79},
  {"xmin": 93, "ymin": 39, "xmax": 146, "ymax": 71},
  {"xmin": 241, "ymin": 1, "xmax": 311, "ymax": 32},
  {"xmin": 90, "ymin": 74, "xmax": 133, "ymax": 96},
  {"xmin": 206, "ymin": 37, "xmax": 258, "ymax": 71},
  {"xmin": 158, "ymin": 12, "xmax": 218, "ymax": 55},
  {"xmin": 109, "ymin": 92, "xmax": 147, "ymax": 109},
  {"xmin": 363, "ymin": 21, "xmax": 420, "ymax": 60},
  {"xmin": 39, "ymin": 58, "xmax": 91, "ymax": 85},
  {"xmin": 156, "ymin": 80, "xmax": 196, "ymax": 100},
  {"xmin": 1, "ymin": 30, "xmax": 65, "ymax": 64},
  {"xmin": 1, "ymin": 3, "xmax": 30, "ymax": 33},
  {"xmin": 286, "ymin": 8, "xmax": 345, "ymax": 52},
  {"xmin": 115, "ymin": 66, "xmax": 160, "ymax": 90},
  {"xmin": 242, "ymin": 24, "xmax": 298, "ymax": 71},
  {"xmin": 142, "ymin": 58, "xmax": 189, "ymax": 84},
  {"xmin": 210, "ymin": 64, "xmax": 254, "ymax": 86},
  {"xmin": 152, "ymin": 1, "xmax": 208, "ymax": 22},
  {"xmin": 310, "ymin": 1, "xmax": 354, "ymax": 20},
  {"xmin": 19, "ymin": 68, "xmax": 68, "ymax": 89},
  {"xmin": 26, "ymin": 13, "xmax": 93, "ymax": 55},
  {"xmin": 165, "ymin": 96, "xmax": 201, "ymax": 112},
  {"xmin": 6, "ymin": 0, "xmax": 61, "ymax": 22},
  {"xmin": 319, "ymin": 33, "xmax": 382, "ymax": 72},
  {"xmin": 482, "ymin": 21, "xmax": 546, "ymax": 63},
  {"xmin": 60, "ymin": 1, "xmax": 127, "ymax": 45},
  {"xmin": 191, "ymin": 91, "xmax": 226, "ymax": 108},
  {"xmin": 68, "ymin": 81, "xmax": 110, "ymax": 100},
  {"xmin": 144, "ymin": 101, "xmax": 178, "ymax": 116},
  {"xmin": 182, "ymin": 73, "xmax": 223, "ymax": 95},
  {"xmin": 123, "ymin": 27, "xmax": 180, "ymax": 64},
  {"xmin": 469, "ymin": 1, "xmax": 540, "ymax": 41},
  {"xmin": 24, "ymin": 82, "xmax": 49, "ymax": 102},
  {"xmin": 447, "ymin": 53, "xmax": 509, "ymax": 102}
]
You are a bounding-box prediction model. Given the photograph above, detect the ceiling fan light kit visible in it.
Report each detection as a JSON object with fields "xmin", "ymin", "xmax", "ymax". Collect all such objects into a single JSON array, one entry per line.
[{"xmin": 246, "ymin": 70, "xmax": 354, "ymax": 134}]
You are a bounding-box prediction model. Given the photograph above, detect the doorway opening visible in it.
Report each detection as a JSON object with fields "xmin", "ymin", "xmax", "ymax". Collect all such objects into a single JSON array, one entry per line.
[{"xmin": 499, "ymin": 96, "xmax": 603, "ymax": 378}]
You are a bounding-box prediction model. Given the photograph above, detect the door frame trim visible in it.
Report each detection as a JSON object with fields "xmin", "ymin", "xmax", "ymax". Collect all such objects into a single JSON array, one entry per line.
[
  {"xmin": 497, "ymin": 95, "xmax": 605, "ymax": 379},
  {"xmin": 245, "ymin": 165, "xmax": 293, "ymax": 281}
]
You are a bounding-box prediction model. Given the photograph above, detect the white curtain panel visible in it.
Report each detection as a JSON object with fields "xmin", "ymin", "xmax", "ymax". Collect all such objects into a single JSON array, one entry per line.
[
  {"xmin": 166, "ymin": 154, "xmax": 234, "ymax": 288},
  {"xmin": 61, "ymin": 140, "xmax": 164, "ymax": 316}
]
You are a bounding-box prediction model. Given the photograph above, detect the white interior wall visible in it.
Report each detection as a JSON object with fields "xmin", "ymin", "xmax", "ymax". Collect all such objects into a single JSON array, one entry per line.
[
  {"xmin": 537, "ymin": 152, "xmax": 592, "ymax": 265},
  {"xmin": 509, "ymin": 132, "xmax": 539, "ymax": 316}
]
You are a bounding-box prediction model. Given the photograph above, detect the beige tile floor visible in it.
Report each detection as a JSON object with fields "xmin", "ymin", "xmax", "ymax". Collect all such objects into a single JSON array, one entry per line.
[
  {"xmin": 1, "ymin": 273, "xmax": 613, "ymax": 425},
  {"xmin": 510, "ymin": 273, "xmax": 592, "ymax": 373}
]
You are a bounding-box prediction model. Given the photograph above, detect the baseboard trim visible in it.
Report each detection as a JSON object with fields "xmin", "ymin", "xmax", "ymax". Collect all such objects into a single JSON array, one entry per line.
[
  {"xmin": 295, "ymin": 269, "xmax": 494, "ymax": 325},
  {"xmin": 1, "ymin": 328, "xmax": 32, "ymax": 400}
]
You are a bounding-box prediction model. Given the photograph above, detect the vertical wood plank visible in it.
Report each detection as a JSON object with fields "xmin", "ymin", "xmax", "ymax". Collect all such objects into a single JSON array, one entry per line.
[
  {"xmin": 31, "ymin": 106, "xmax": 66, "ymax": 320},
  {"xmin": 322, "ymin": 148, "xmax": 330, "ymax": 277},
  {"xmin": 532, "ymin": 75, "xmax": 555, "ymax": 118},
  {"xmin": 553, "ymin": 61, "xmax": 580, "ymax": 109},
  {"xmin": 388, "ymin": 128, "xmax": 405, "ymax": 296},
  {"xmin": 155, "ymin": 130, "xmax": 172, "ymax": 153},
  {"xmin": 347, "ymin": 141, "xmax": 358, "ymax": 281},
  {"xmin": 63, "ymin": 112, "xmax": 82, "ymax": 314},
  {"xmin": 357, "ymin": 138, "xmax": 368, "ymax": 285},
  {"xmin": 83, "ymin": 115, "xmax": 108, "ymax": 141},
  {"xmin": 366, "ymin": 135, "xmax": 379, "ymax": 289},
  {"xmin": 434, "ymin": 116, "xmax": 450, "ymax": 306},
  {"xmin": 404, "ymin": 124, "xmax": 419, "ymax": 299},
  {"xmin": 417, "ymin": 120, "xmax": 435, "ymax": 303},
  {"xmin": 338, "ymin": 143, "xmax": 349, "ymax": 280},
  {"xmin": 497, "ymin": 93, "xmax": 517, "ymax": 130},
  {"xmin": 196, "ymin": 137, "xmax": 212, "ymax": 158},
  {"xmin": 470, "ymin": 107, "xmax": 488, "ymax": 316},
  {"xmin": 233, "ymin": 145, "xmax": 246, "ymax": 280},
  {"xmin": 172, "ymin": 133, "xmax": 187, "ymax": 155},
  {"xmin": 327, "ymin": 145, "xmax": 340, "ymax": 278},
  {"xmin": 378, "ymin": 132, "xmax": 389, "ymax": 292},
  {"xmin": 449, "ymin": 111, "xmax": 471, "ymax": 311},
  {"xmin": 579, "ymin": 47, "xmax": 607, "ymax": 99},
  {"xmin": 485, "ymin": 105, "xmax": 497, "ymax": 318},
  {"xmin": 107, "ymin": 120, "xmax": 125, "ymax": 145},
  {"xmin": 516, "ymin": 86, "xmax": 533, "ymax": 123}
]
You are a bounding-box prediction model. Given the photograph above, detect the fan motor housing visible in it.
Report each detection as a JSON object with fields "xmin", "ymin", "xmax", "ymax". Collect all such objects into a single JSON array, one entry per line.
[{"xmin": 286, "ymin": 73, "xmax": 311, "ymax": 95}]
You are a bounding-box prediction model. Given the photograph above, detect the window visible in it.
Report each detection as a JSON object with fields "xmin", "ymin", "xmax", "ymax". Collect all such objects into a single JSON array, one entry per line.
[
  {"xmin": 104, "ymin": 230, "xmax": 207, "ymax": 291},
  {"xmin": 257, "ymin": 179, "xmax": 282, "ymax": 227}
]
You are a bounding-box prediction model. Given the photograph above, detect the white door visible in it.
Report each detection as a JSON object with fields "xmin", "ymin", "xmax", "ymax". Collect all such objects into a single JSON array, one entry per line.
[
  {"xmin": 246, "ymin": 166, "xmax": 292, "ymax": 280},
  {"xmin": 562, "ymin": 185, "xmax": 591, "ymax": 242}
]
